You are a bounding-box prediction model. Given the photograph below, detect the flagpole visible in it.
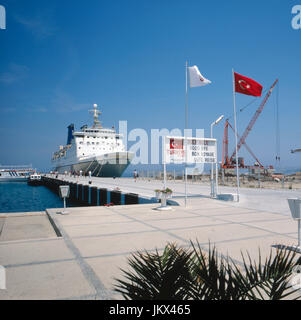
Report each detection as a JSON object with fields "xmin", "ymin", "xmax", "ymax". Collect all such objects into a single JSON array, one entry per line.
[
  {"xmin": 163, "ymin": 136, "xmax": 167, "ymax": 190},
  {"xmin": 185, "ymin": 61, "xmax": 188, "ymax": 207},
  {"xmin": 232, "ymin": 68, "xmax": 240, "ymax": 202}
]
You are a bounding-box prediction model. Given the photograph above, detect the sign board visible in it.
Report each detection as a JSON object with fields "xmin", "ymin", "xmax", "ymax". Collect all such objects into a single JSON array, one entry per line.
[
  {"xmin": 164, "ymin": 136, "xmax": 217, "ymax": 165},
  {"xmin": 59, "ymin": 185, "xmax": 70, "ymax": 198},
  {"xmin": 288, "ymin": 198, "xmax": 301, "ymax": 220}
]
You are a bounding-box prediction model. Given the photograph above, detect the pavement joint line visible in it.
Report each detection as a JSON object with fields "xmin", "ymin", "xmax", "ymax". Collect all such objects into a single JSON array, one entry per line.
[
  {"xmin": 10, "ymin": 229, "xmax": 290, "ymax": 271},
  {"xmin": 56, "ymin": 292, "xmax": 120, "ymax": 300},
  {"xmin": 178, "ymin": 209, "xmax": 287, "ymax": 221},
  {"xmin": 57, "ymin": 293, "xmax": 98, "ymax": 300},
  {"xmin": 179, "ymin": 207, "xmax": 285, "ymax": 230},
  {"xmin": 3, "ymin": 257, "xmax": 77, "ymax": 269},
  {"xmin": 50, "ymin": 212, "xmax": 113, "ymax": 300},
  {"xmin": 108, "ymin": 206, "xmax": 195, "ymax": 243},
  {"xmin": 3, "ymin": 223, "xmax": 298, "ymax": 271},
  {"xmin": 106, "ymin": 207, "xmax": 253, "ymax": 267},
  {"xmin": 0, "ymin": 236, "xmax": 62, "ymax": 246},
  {"xmin": 63, "ymin": 221, "xmax": 234, "ymax": 241},
  {"xmin": 208, "ymin": 211, "xmax": 287, "ymax": 218},
  {"xmin": 0, "ymin": 212, "xmax": 46, "ymax": 218},
  {"xmin": 45, "ymin": 210, "xmax": 62, "ymax": 237},
  {"xmin": 152, "ymin": 206, "xmax": 301, "ymax": 249},
  {"xmin": 188, "ymin": 210, "xmax": 299, "ymax": 243},
  {"xmin": 76, "ymin": 231, "xmax": 297, "ymax": 262},
  {"xmin": 62, "ymin": 220, "xmax": 138, "ymax": 228},
  {"xmin": 189, "ymin": 204, "xmax": 289, "ymax": 218},
  {"xmin": 108, "ymin": 206, "xmax": 203, "ymax": 251},
  {"xmin": 189, "ymin": 208, "xmax": 262, "ymax": 214},
  {"xmin": 221, "ymin": 217, "xmax": 290, "ymax": 224},
  {"xmin": 82, "ymin": 234, "xmax": 279, "ymax": 269},
  {"xmin": 68, "ymin": 229, "xmax": 163, "ymax": 240},
  {"xmin": 59, "ymin": 216, "xmax": 291, "ymax": 242},
  {"xmin": 62, "ymin": 213, "xmax": 240, "ymax": 228},
  {"xmin": 214, "ymin": 202, "xmax": 290, "ymax": 217},
  {"xmin": 285, "ymin": 232, "xmax": 300, "ymax": 237},
  {"xmin": 0, "ymin": 217, "xmax": 6, "ymax": 238}
]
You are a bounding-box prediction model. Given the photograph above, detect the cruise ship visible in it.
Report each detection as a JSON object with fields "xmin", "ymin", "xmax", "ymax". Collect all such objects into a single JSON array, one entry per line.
[
  {"xmin": 0, "ymin": 165, "xmax": 35, "ymax": 182},
  {"xmin": 51, "ymin": 104, "xmax": 133, "ymax": 177}
]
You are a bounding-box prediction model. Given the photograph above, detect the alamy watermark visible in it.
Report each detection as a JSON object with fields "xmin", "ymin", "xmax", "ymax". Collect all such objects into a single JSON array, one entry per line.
[
  {"xmin": 72, "ymin": 120, "xmax": 206, "ymax": 174},
  {"xmin": 117, "ymin": 121, "xmax": 206, "ymax": 174},
  {"xmin": 0, "ymin": 265, "xmax": 6, "ymax": 290},
  {"xmin": 119, "ymin": 121, "xmax": 205, "ymax": 165},
  {"xmin": 292, "ymin": 5, "xmax": 301, "ymax": 29},
  {"xmin": 0, "ymin": 5, "xmax": 5, "ymax": 30}
]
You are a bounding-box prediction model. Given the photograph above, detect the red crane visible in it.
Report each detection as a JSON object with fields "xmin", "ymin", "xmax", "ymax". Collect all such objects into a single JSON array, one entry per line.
[{"xmin": 222, "ymin": 79, "xmax": 278, "ymax": 169}]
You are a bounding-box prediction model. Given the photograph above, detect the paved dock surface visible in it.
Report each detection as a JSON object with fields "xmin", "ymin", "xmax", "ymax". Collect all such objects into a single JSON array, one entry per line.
[
  {"xmin": 53, "ymin": 175, "xmax": 301, "ymax": 215},
  {"xmin": 0, "ymin": 212, "xmax": 57, "ymax": 241},
  {"xmin": 0, "ymin": 185, "xmax": 300, "ymax": 299}
]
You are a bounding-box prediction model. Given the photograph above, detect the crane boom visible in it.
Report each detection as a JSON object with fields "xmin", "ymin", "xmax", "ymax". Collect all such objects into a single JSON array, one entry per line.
[
  {"xmin": 230, "ymin": 79, "xmax": 278, "ymax": 163},
  {"xmin": 227, "ymin": 121, "xmax": 264, "ymax": 168}
]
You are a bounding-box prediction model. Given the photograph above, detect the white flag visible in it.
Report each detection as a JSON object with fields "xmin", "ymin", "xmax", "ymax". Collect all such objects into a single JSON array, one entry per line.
[{"xmin": 188, "ymin": 65, "xmax": 211, "ymax": 88}]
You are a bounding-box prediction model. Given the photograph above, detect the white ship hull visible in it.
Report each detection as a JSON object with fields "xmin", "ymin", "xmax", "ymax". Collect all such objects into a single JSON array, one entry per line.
[
  {"xmin": 53, "ymin": 151, "xmax": 133, "ymax": 177},
  {"xmin": 0, "ymin": 167, "xmax": 35, "ymax": 182},
  {"xmin": 51, "ymin": 104, "xmax": 134, "ymax": 178}
]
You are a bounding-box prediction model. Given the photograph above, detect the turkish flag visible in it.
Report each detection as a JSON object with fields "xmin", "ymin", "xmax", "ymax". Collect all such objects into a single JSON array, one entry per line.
[
  {"xmin": 170, "ymin": 139, "xmax": 183, "ymax": 150},
  {"xmin": 234, "ymin": 72, "xmax": 263, "ymax": 97}
]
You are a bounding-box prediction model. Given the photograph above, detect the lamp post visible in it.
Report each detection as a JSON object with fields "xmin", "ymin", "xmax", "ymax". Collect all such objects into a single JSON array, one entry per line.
[{"xmin": 210, "ymin": 115, "xmax": 224, "ymax": 198}]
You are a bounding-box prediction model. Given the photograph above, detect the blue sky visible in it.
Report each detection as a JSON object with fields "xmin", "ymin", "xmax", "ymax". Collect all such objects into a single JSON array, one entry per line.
[{"xmin": 0, "ymin": 0, "xmax": 300, "ymax": 172}]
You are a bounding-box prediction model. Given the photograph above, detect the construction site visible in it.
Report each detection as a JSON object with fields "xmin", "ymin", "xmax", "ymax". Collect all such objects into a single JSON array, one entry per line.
[
  {"xmin": 221, "ymin": 79, "xmax": 279, "ymax": 178},
  {"xmin": 137, "ymin": 77, "xmax": 301, "ymax": 190},
  {"xmin": 218, "ymin": 78, "xmax": 299, "ymax": 185}
]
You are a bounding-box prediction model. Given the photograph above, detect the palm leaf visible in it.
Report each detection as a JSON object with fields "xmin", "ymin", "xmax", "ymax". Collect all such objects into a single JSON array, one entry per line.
[
  {"xmin": 114, "ymin": 243, "xmax": 193, "ymax": 300},
  {"xmin": 114, "ymin": 240, "xmax": 301, "ymax": 300}
]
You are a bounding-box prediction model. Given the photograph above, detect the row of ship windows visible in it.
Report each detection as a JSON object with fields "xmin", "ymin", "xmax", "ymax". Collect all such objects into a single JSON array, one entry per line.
[
  {"xmin": 79, "ymin": 142, "xmax": 120, "ymax": 146},
  {"xmin": 82, "ymin": 136, "xmax": 119, "ymax": 139},
  {"xmin": 80, "ymin": 147, "xmax": 114, "ymax": 155},
  {"xmin": 85, "ymin": 131, "xmax": 115, "ymax": 134}
]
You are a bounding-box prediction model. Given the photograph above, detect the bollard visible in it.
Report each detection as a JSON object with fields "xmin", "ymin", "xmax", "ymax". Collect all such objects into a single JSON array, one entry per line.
[
  {"xmin": 70, "ymin": 183, "xmax": 76, "ymax": 200},
  {"xmin": 98, "ymin": 188, "xmax": 107, "ymax": 206},
  {"xmin": 83, "ymin": 185, "xmax": 90, "ymax": 205},
  {"xmin": 125, "ymin": 193, "xmax": 139, "ymax": 205},
  {"xmin": 111, "ymin": 190, "xmax": 121, "ymax": 205},
  {"xmin": 78, "ymin": 184, "xmax": 83, "ymax": 203},
  {"xmin": 90, "ymin": 187, "xmax": 98, "ymax": 206}
]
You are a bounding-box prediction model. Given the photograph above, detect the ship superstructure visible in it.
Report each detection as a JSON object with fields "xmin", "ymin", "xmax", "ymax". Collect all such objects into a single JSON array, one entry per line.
[
  {"xmin": 51, "ymin": 104, "xmax": 133, "ymax": 177},
  {"xmin": 0, "ymin": 165, "xmax": 35, "ymax": 182}
]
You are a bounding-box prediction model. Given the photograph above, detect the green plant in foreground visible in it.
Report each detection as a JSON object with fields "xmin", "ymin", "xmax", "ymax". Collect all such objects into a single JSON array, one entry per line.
[
  {"xmin": 115, "ymin": 244, "xmax": 193, "ymax": 300},
  {"xmin": 114, "ymin": 241, "xmax": 301, "ymax": 300}
]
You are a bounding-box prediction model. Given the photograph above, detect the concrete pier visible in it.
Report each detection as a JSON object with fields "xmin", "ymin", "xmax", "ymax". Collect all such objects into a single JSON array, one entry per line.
[
  {"xmin": 42, "ymin": 175, "xmax": 145, "ymax": 207},
  {"xmin": 0, "ymin": 177, "xmax": 300, "ymax": 300}
]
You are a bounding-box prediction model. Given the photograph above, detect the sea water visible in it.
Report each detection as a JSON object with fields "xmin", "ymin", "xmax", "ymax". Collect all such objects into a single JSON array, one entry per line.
[{"xmin": 0, "ymin": 182, "xmax": 67, "ymax": 213}]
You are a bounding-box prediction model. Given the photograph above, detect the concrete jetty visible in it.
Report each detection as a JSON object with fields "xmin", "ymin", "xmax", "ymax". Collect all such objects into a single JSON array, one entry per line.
[
  {"xmin": 0, "ymin": 177, "xmax": 300, "ymax": 300},
  {"xmin": 42, "ymin": 174, "xmax": 153, "ymax": 207},
  {"xmin": 43, "ymin": 173, "xmax": 301, "ymax": 215}
]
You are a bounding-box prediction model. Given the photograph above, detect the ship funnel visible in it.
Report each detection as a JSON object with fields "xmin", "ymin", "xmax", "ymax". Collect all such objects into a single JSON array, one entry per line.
[{"xmin": 67, "ymin": 124, "xmax": 74, "ymax": 145}]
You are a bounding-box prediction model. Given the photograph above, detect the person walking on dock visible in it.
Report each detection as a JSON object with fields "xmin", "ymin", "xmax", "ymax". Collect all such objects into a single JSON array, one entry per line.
[{"xmin": 133, "ymin": 169, "xmax": 138, "ymax": 182}]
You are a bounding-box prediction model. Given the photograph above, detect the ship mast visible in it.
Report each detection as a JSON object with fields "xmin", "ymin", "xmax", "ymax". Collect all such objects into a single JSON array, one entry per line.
[{"xmin": 89, "ymin": 104, "xmax": 102, "ymax": 128}]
